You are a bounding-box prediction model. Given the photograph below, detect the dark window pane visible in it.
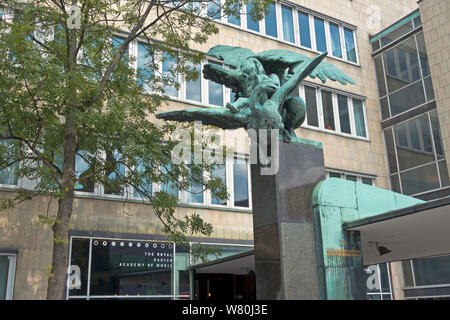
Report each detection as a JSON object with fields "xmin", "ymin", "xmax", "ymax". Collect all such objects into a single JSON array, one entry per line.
[
  {"xmin": 208, "ymin": 61, "xmax": 223, "ymax": 106},
  {"xmin": 211, "ymin": 164, "xmax": 226, "ymax": 205},
  {"xmin": 361, "ymin": 178, "xmax": 373, "ymax": 185},
  {"xmin": 264, "ymin": 3, "xmax": 277, "ymax": 37},
  {"xmin": 384, "ymin": 37, "xmax": 420, "ymax": 93},
  {"xmin": 430, "ymin": 110, "xmax": 444, "ymax": 159},
  {"xmin": 0, "ymin": 135, "xmax": 19, "ymax": 185},
  {"xmin": 424, "ymin": 76, "xmax": 434, "ymax": 101},
  {"xmin": 68, "ymin": 238, "xmax": 90, "ymax": 296},
  {"xmin": 104, "ymin": 151, "xmax": 125, "ymax": 196},
  {"xmin": 233, "ymin": 158, "xmax": 249, "ymax": 208},
  {"xmin": 380, "ymin": 21, "xmax": 413, "ymax": 47},
  {"xmin": 322, "ymin": 91, "xmax": 335, "ymax": 131},
  {"xmin": 413, "ymin": 16, "xmax": 422, "ymax": 28},
  {"xmin": 281, "ymin": 5, "xmax": 294, "ymax": 43},
  {"xmin": 380, "ymin": 97, "xmax": 390, "ymax": 120},
  {"xmin": 379, "ymin": 263, "xmax": 391, "ymax": 292},
  {"xmin": 246, "ymin": 4, "xmax": 260, "ymax": 32},
  {"xmin": 353, "ymin": 99, "xmax": 366, "ymax": 137},
  {"xmin": 186, "ymin": 63, "xmax": 201, "ymax": 102},
  {"xmin": 162, "ymin": 52, "xmax": 178, "ymax": 97},
  {"xmin": 329, "ymin": 22, "xmax": 342, "ymax": 58},
  {"xmin": 133, "ymin": 161, "xmax": 152, "ymax": 198},
  {"xmin": 346, "ymin": 175, "xmax": 357, "ymax": 182},
  {"xmin": 389, "ymin": 81, "xmax": 425, "ymax": 116},
  {"xmin": 337, "ymin": 94, "xmax": 351, "ymax": 134},
  {"xmin": 384, "ymin": 129, "xmax": 398, "ymax": 174},
  {"xmin": 400, "ymin": 163, "xmax": 440, "ymax": 195},
  {"xmin": 416, "ymin": 32, "xmax": 430, "ymax": 77},
  {"xmin": 305, "ymin": 86, "xmax": 318, "ymax": 127},
  {"xmin": 374, "ymin": 56, "xmax": 387, "ymax": 97},
  {"xmin": 89, "ymin": 239, "xmax": 173, "ymax": 296},
  {"xmin": 227, "ymin": 3, "xmax": 241, "ymax": 26},
  {"xmin": 394, "ymin": 115, "xmax": 435, "ymax": 171},
  {"xmin": 344, "ymin": 28, "xmax": 357, "ymax": 62},
  {"xmin": 438, "ymin": 160, "xmax": 449, "ymax": 187},
  {"xmin": 314, "ymin": 17, "xmax": 327, "ymax": 53},
  {"xmin": 390, "ymin": 174, "xmax": 401, "ymax": 193},
  {"xmin": 401, "ymin": 260, "xmax": 414, "ymax": 286},
  {"xmin": 412, "ymin": 255, "xmax": 450, "ymax": 286},
  {"xmin": 75, "ymin": 151, "xmax": 95, "ymax": 193},
  {"xmin": 372, "ymin": 39, "xmax": 380, "ymax": 52},
  {"xmin": 329, "ymin": 172, "xmax": 341, "ymax": 178},
  {"xmin": 298, "ymin": 11, "xmax": 311, "ymax": 48},
  {"xmin": 175, "ymin": 245, "xmax": 190, "ymax": 296}
]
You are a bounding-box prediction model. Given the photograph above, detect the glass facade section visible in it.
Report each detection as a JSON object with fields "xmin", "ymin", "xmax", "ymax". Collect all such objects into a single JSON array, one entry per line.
[
  {"xmin": 211, "ymin": 164, "xmax": 227, "ymax": 205},
  {"xmin": 137, "ymin": 42, "xmax": 155, "ymax": 92},
  {"xmin": 264, "ymin": 3, "xmax": 277, "ymax": 37},
  {"xmin": 162, "ymin": 52, "xmax": 178, "ymax": 98},
  {"xmin": 104, "ymin": 151, "xmax": 125, "ymax": 196},
  {"xmin": 403, "ymin": 255, "xmax": 450, "ymax": 287},
  {"xmin": 208, "ymin": 61, "xmax": 223, "ymax": 106},
  {"xmin": 281, "ymin": 5, "xmax": 294, "ymax": 43},
  {"xmin": 75, "ymin": 151, "xmax": 95, "ymax": 193},
  {"xmin": 353, "ymin": 99, "xmax": 366, "ymax": 137},
  {"xmin": 227, "ymin": 3, "xmax": 240, "ymax": 26},
  {"xmin": 185, "ymin": 63, "xmax": 201, "ymax": 102}
]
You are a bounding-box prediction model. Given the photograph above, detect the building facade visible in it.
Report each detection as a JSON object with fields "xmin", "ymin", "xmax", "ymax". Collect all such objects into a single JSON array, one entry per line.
[{"xmin": 1, "ymin": 0, "xmax": 449, "ymax": 300}]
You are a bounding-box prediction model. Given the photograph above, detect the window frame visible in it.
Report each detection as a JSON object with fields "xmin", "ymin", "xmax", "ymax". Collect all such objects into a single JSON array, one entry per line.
[{"xmin": 0, "ymin": 252, "xmax": 16, "ymax": 300}]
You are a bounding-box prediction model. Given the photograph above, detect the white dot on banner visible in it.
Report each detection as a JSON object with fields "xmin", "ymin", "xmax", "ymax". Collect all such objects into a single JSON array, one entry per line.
[
  {"xmin": 153, "ymin": 244, "xmax": 157, "ymax": 248},
  {"xmin": 103, "ymin": 241, "xmax": 107, "ymax": 246},
  {"xmin": 128, "ymin": 242, "xmax": 133, "ymax": 247},
  {"xmin": 120, "ymin": 242, "xmax": 124, "ymax": 247},
  {"xmin": 137, "ymin": 243, "xmax": 141, "ymax": 248},
  {"xmin": 111, "ymin": 242, "xmax": 116, "ymax": 246},
  {"xmin": 94, "ymin": 241, "xmax": 98, "ymax": 246},
  {"xmin": 168, "ymin": 244, "xmax": 173, "ymax": 249},
  {"xmin": 161, "ymin": 244, "xmax": 165, "ymax": 249},
  {"xmin": 145, "ymin": 243, "xmax": 149, "ymax": 248}
]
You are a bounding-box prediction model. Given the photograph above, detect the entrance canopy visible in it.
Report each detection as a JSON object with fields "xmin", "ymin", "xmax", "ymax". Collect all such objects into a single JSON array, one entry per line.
[
  {"xmin": 344, "ymin": 196, "xmax": 450, "ymax": 265},
  {"xmin": 190, "ymin": 250, "xmax": 255, "ymax": 275}
]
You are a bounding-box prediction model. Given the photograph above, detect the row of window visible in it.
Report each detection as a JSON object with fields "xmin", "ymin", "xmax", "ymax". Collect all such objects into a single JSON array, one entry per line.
[
  {"xmin": 297, "ymin": 84, "xmax": 368, "ymax": 139},
  {"xmin": 75, "ymin": 152, "xmax": 252, "ymax": 210},
  {"xmin": 326, "ymin": 170, "xmax": 375, "ymax": 186},
  {"xmin": 207, "ymin": 1, "xmax": 358, "ymax": 64}
]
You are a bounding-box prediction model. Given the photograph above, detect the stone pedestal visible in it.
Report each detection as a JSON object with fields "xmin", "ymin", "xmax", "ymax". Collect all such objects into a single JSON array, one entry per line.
[{"xmin": 251, "ymin": 140, "xmax": 325, "ymax": 300}]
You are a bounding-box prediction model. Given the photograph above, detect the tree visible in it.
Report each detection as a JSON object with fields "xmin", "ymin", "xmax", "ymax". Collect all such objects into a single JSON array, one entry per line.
[{"xmin": 0, "ymin": 0, "xmax": 270, "ymax": 299}]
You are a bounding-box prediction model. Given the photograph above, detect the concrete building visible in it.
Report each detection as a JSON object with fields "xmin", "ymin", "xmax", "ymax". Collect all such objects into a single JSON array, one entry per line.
[{"xmin": 0, "ymin": 0, "xmax": 448, "ymax": 300}]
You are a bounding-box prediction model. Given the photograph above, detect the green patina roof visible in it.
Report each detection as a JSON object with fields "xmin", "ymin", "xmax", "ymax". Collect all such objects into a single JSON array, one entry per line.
[{"xmin": 369, "ymin": 10, "xmax": 420, "ymax": 44}]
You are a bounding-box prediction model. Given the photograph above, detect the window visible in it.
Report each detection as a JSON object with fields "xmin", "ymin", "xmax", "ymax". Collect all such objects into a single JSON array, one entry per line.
[
  {"xmin": 314, "ymin": 17, "xmax": 327, "ymax": 53},
  {"xmin": 264, "ymin": 3, "xmax": 277, "ymax": 38},
  {"xmin": 137, "ymin": 42, "xmax": 155, "ymax": 91},
  {"xmin": 329, "ymin": 22, "xmax": 342, "ymax": 58},
  {"xmin": 0, "ymin": 132, "xmax": 19, "ymax": 186},
  {"xmin": 208, "ymin": 61, "xmax": 224, "ymax": 106},
  {"xmin": 321, "ymin": 90, "xmax": 335, "ymax": 131},
  {"xmin": 298, "ymin": 11, "xmax": 311, "ymax": 48},
  {"xmin": 186, "ymin": 165, "xmax": 204, "ymax": 204},
  {"xmin": 281, "ymin": 5, "xmax": 294, "ymax": 43},
  {"xmin": 0, "ymin": 253, "xmax": 16, "ymax": 300},
  {"xmin": 103, "ymin": 151, "xmax": 125, "ymax": 196},
  {"xmin": 227, "ymin": 3, "xmax": 241, "ymax": 26},
  {"xmin": 185, "ymin": 63, "xmax": 202, "ymax": 102},
  {"xmin": 162, "ymin": 52, "xmax": 178, "ymax": 98},
  {"xmin": 68, "ymin": 237, "xmax": 189, "ymax": 299},
  {"xmin": 344, "ymin": 27, "xmax": 357, "ymax": 63},
  {"xmin": 233, "ymin": 157, "xmax": 249, "ymax": 208},
  {"xmin": 207, "ymin": 1, "xmax": 221, "ymax": 20},
  {"xmin": 246, "ymin": 3, "xmax": 259, "ymax": 32},
  {"xmin": 365, "ymin": 263, "xmax": 393, "ymax": 300},
  {"xmin": 211, "ymin": 163, "xmax": 227, "ymax": 206},
  {"xmin": 304, "ymin": 86, "xmax": 319, "ymax": 127},
  {"xmin": 337, "ymin": 94, "xmax": 351, "ymax": 134},
  {"xmin": 353, "ymin": 98, "xmax": 367, "ymax": 138},
  {"xmin": 160, "ymin": 164, "xmax": 178, "ymax": 198},
  {"xmin": 133, "ymin": 161, "xmax": 152, "ymax": 198},
  {"xmin": 75, "ymin": 151, "xmax": 95, "ymax": 193}
]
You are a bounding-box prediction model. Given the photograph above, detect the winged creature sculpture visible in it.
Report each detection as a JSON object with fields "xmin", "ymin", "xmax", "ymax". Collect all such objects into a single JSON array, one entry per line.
[{"xmin": 156, "ymin": 45, "xmax": 355, "ymax": 143}]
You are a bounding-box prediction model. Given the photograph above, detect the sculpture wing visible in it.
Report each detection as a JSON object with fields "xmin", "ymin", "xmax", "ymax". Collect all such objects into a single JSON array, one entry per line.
[
  {"xmin": 202, "ymin": 64, "xmax": 246, "ymax": 94},
  {"xmin": 207, "ymin": 45, "xmax": 255, "ymax": 69},
  {"xmin": 253, "ymin": 49, "xmax": 310, "ymax": 75},
  {"xmin": 254, "ymin": 49, "xmax": 355, "ymax": 85},
  {"xmin": 310, "ymin": 61, "xmax": 355, "ymax": 85},
  {"xmin": 156, "ymin": 107, "xmax": 249, "ymax": 130}
]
